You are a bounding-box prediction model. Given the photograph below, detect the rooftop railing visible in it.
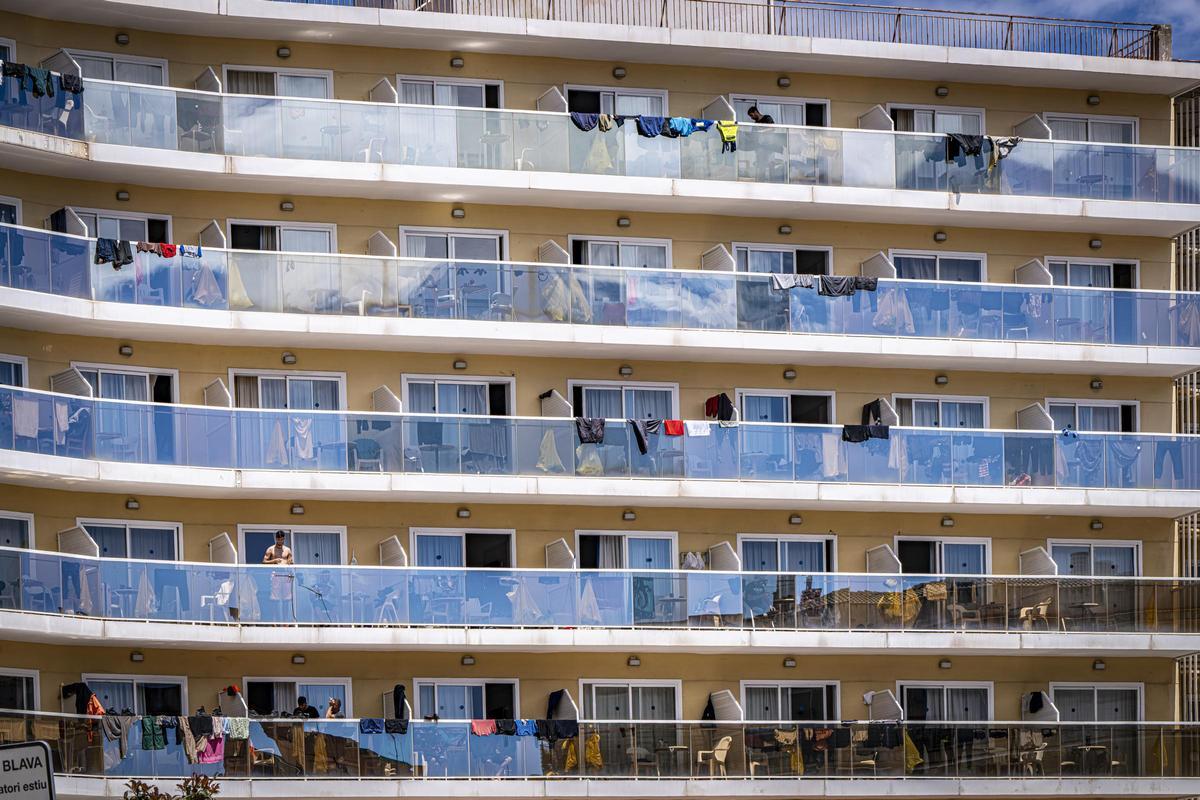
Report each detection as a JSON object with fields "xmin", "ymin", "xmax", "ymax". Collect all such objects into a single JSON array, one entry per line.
[
  {"xmin": 272, "ymin": 0, "xmax": 1170, "ymax": 61},
  {"xmin": 0, "ymin": 546, "xmax": 1194, "ymax": 633},
  {"xmin": 5, "ymin": 711, "xmax": 1198, "ymax": 780},
  {"xmin": 5, "ymin": 76, "xmax": 1200, "ymax": 205},
  {"xmin": 5, "ymin": 224, "xmax": 1200, "ymax": 350},
  {"xmin": 2, "ymin": 386, "xmax": 1197, "ymax": 491}
]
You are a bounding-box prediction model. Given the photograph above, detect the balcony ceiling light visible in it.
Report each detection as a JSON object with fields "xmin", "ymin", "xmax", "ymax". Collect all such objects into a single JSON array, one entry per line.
[
  {"xmin": 935, "ymin": 85, "xmax": 950, "ymax": 97},
  {"xmin": 276, "ymin": 46, "xmax": 292, "ymax": 59},
  {"xmin": 776, "ymin": 76, "xmax": 791, "ymax": 88},
  {"xmin": 450, "ymin": 56, "xmax": 465, "ymax": 69},
  {"xmin": 115, "ymin": 33, "xmax": 131, "ymax": 46},
  {"xmin": 612, "ymin": 66, "xmax": 627, "ymax": 79}
]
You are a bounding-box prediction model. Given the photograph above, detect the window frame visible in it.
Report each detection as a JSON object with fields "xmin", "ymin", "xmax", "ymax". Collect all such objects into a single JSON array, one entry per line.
[
  {"xmin": 0, "ymin": 353, "xmax": 29, "ymax": 387},
  {"xmin": 895, "ymin": 680, "xmax": 995, "ymax": 721},
  {"xmin": 67, "ymin": 206, "xmax": 173, "ymax": 243},
  {"xmin": 579, "ymin": 678, "xmax": 683, "ymax": 721},
  {"xmin": 730, "ymin": 242, "xmax": 832, "ymax": 275},
  {"xmin": 408, "ymin": 526, "xmax": 517, "ymax": 568},
  {"xmin": 729, "ymin": 94, "xmax": 831, "ymax": 126},
  {"xmin": 887, "ymin": 248, "xmax": 988, "ymax": 283},
  {"xmin": 76, "ymin": 517, "xmax": 183, "ymax": 561},
  {"xmin": 0, "ymin": 194, "xmax": 22, "ymax": 226},
  {"xmin": 65, "ymin": 49, "xmax": 169, "ymax": 86},
  {"xmin": 395, "ymin": 74, "xmax": 505, "ymax": 108},
  {"xmin": 566, "ymin": 379, "xmax": 680, "ymax": 419},
  {"xmin": 225, "ymin": 218, "xmax": 338, "ymax": 253},
  {"xmin": 242, "ymin": 675, "xmax": 352, "ymax": 716},
  {"xmin": 400, "ymin": 373, "xmax": 515, "ymax": 416},
  {"xmin": 398, "ymin": 225, "xmax": 509, "ymax": 261},
  {"xmin": 1043, "ymin": 255, "xmax": 1140, "ymax": 289},
  {"xmin": 221, "ymin": 65, "xmax": 334, "ymax": 99},
  {"xmin": 574, "ymin": 529, "xmax": 678, "ymax": 570},
  {"xmin": 236, "ymin": 523, "xmax": 348, "ymax": 566},
  {"xmin": 1045, "ymin": 538, "xmax": 1143, "ymax": 577},
  {"xmin": 563, "ymin": 83, "xmax": 669, "ymax": 116},
  {"xmin": 734, "ymin": 388, "xmax": 837, "ymax": 425},
  {"xmin": 739, "ymin": 680, "xmax": 840, "ymax": 722},
  {"xmin": 1047, "ymin": 681, "xmax": 1145, "ymax": 721},
  {"xmin": 1042, "ymin": 113, "xmax": 1140, "ymax": 144},
  {"xmin": 736, "ymin": 532, "xmax": 838, "ymax": 572},
  {"xmin": 412, "ymin": 677, "xmax": 520, "ymax": 720},
  {"xmin": 227, "ymin": 368, "xmax": 348, "ymax": 411},
  {"xmin": 892, "ymin": 535, "xmax": 992, "ymax": 574},
  {"xmin": 1044, "ymin": 397, "xmax": 1140, "ymax": 433},
  {"xmin": 885, "ymin": 103, "xmax": 987, "ymax": 134},
  {"xmin": 71, "ymin": 361, "xmax": 179, "ymax": 403},
  {"xmin": 82, "ymin": 672, "xmax": 188, "ymax": 716},
  {"xmin": 566, "ymin": 234, "xmax": 673, "ymax": 268},
  {"xmin": 0, "ymin": 510, "xmax": 34, "ymax": 549},
  {"xmin": 0, "ymin": 38, "xmax": 16, "ymax": 63},
  {"xmin": 0, "ymin": 667, "xmax": 39, "ymax": 711},
  {"xmin": 891, "ymin": 393, "xmax": 990, "ymax": 429}
]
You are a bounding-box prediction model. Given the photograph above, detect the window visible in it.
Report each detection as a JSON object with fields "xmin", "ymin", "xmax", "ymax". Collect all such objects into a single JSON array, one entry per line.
[
  {"xmin": 74, "ymin": 363, "xmax": 176, "ymax": 404},
  {"xmin": 397, "ymin": 75, "xmax": 502, "ymax": 108},
  {"xmin": 894, "ymin": 395, "xmax": 987, "ymax": 428},
  {"xmin": 79, "ymin": 519, "xmax": 180, "ymax": 561},
  {"xmin": 569, "ymin": 381, "xmax": 677, "ymax": 420},
  {"xmin": 890, "ymin": 251, "xmax": 984, "ymax": 283},
  {"xmin": 412, "ymin": 528, "xmax": 514, "ymax": 568},
  {"xmin": 576, "ymin": 530, "xmax": 675, "ymax": 570},
  {"xmin": 67, "ymin": 50, "xmax": 167, "ymax": 86},
  {"xmin": 0, "ymin": 354, "xmax": 26, "ymax": 387},
  {"xmin": 57, "ymin": 208, "xmax": 171, "ymax": 244},
  {"xmin": 229, "ymin": 220, "xmax": 336, "ymax": 253},
  {"xmin": 414, "ymin": 679, "xmax": 517, "ymax": 719},
  {"xmin": 581, "ymin": 680, "xmax": 679, "ymax": 720},
  {"xmin": 223, "ymin": 66, "xmax": 332, "ymax": 99},
  {"xmin": 401, "ymin": 227, "xmax": 508, "ymax": 318},
  {"xmin": 84, "ymin": 674, "xmax": 185, "ymax": 716},
  {"xmin": 733, "ymin": 244, "xmax": 829, "ymax": 276},
  {"xmin": 570, "ymin": 236, "xmax": 670, "ymax": 269},
  {"xmin": 1047, "ymin": 399, "xmax": 1138, "ymax": 433},
  {"xmin": 889, "ymin": 105, "xmax": 984, "ymax": 135},
  {"xmin": 239, "ymin": 525, "xmax": 345, "ymax": 566},
  {"xmin": 1047, "ymin": 258, "xmax": 1137, "ymax": 289},
  {"xmin": 0, "ymin": 39, "xmax": 14, "ymax": 64},
  {"xmin": 738, "ymin": 390, "xmax": 833, "ymax": 425},
  {"xmin": 244, "ymin": 677, "xmax": 350, "ymax": 717},
  {"xmin": 0, "ymin": 195, "xmax": 20, "ymax": 226},
  {"xmin": 403, "ymin": 376, "xmax": 513, "ymax": 416},
  {"xmin": 1050, "ymin": 683, "xmax": 1142, "ymax": 721},
  {"xmin": 231, "ymin": 370, "xmax": 344, "ymax": 411},
  {"xmin": 898, "ymin": 682, "xmax": 991, "ymax": 721},
  {"xmin": 565, "ymin": 85, "xmax": 667, "ymax": 117},
  {"xmin": 740, "ymin": 534, "xmax": 835, "ymax": 573},
  {"xmin": 0, "ymin": 668, "xmax": 37, "ymax": 711},
  {"xmin": 731, "ymin": 95, "xmax": 828, "ymax": 126},
  {"xmin": 1048, "ymin": 540, "xmax": 1140, "ymax": 577},
  {"xmin": 0, "ymin": 513, "xmax": 32, "ymax": 612},
  {"xmin": 742, "ymin": 682, "xmax": 838, "ymax": 721},
  {"xmin": 1044, "ymin": 114, "xmax": 1138, "ymax": 144},
  {"xmin": 895, "ymin": 537, "xmax": 989, "ymax": 575},
  {"xmin": 0, "ymin": 511, "xmax": 32, "ymax": 550}
]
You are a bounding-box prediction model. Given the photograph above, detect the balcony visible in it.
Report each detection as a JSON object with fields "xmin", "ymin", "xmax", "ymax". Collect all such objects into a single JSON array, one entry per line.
[
  {"xmin": 4, "ymin": 77, "xmax": 1200, "ymax": 233},
  {"xmin": 3, "ymin": 224, "xmax": 1198, "ymax": 375},
  {"xmin": 2, "ymin": 546, "xmax": 1199, "ymax": 655},
  {"xmin": 10, "ymin": 711, "xmax": 1200, "ymax": 799},
  {"xmin": 2, "ymin": 387, "xmax": 1198, "ymax": 515}
]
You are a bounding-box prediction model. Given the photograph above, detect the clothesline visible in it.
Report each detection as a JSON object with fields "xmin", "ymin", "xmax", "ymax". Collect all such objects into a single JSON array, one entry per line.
[
  {"xmin": 570, "ymin": 112, "xmax": 739, "ymax": 151},
  {"xmin": 94, "ymin": 238, "xmax": 202, "ymax": 270},
  {"xmin": 771, "ymin": 274, "xmax": 878, "ymax": 297},
  {"xmin": 1, "ymin": 61, "xmax": 84, "ymax": 98}
]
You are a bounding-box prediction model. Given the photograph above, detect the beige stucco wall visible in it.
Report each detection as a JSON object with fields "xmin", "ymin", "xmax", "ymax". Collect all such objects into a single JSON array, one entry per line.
[
  {"xmin": 0, "ymin": 169, "xmax": 1173, "ymax": 290},
  {"xmin": 0, "ymin": 640, "xmax": 1174, "ymax": 720},
  {"xmin": 2, "ymin": 14, "xmax": 1173, "ymax": 143},
  {"xmin": 0, "ymin": 486, "xmax": 1174, "ymax": 576}
]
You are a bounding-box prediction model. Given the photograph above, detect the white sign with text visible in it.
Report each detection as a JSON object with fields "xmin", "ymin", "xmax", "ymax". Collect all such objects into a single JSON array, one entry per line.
[{"xmin": 0, "ymin": 742, "xmax": 54, "ymax": 800}]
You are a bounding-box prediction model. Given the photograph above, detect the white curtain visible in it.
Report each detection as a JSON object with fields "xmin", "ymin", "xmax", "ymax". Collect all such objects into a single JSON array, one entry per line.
[
  {"xmin": 620, "ymin": 244, "xmax": 667, "ymax": 269},
  {"xmin": 300, "ymin": 683, "xmax": 346, "ymax": 717},
  {"xmin": 88, "ymin": 525, "xmax": 128, "ymax": 558},
  {"xmin": 0, "ymin": 517, "xmax": 29, "ymax": 548},
  {"xmin": 737, "ymin": 249, "xmax": 793, "ymax": 275},
  {"xmin": 742, "ymin": 540, "xmax": 778, "ymax": 572},
  {"xmin": 942, "ymin": 543, "xmax": 985, "ymax": 575},
  {"xmin": 440, "ymin": 383, "xmax": 487, "ymax": 415},
  {"xmin": 259, "ymin": 377, "xmax": 288, "ymax": 410},
  {"xmin": 91, "ymin": 680, "xmax": 136, "ymax": 714},
  {"xmin": 587, "ymin": 685, "xmax": 629, "ymax": 720},
  {"xmin": 1097, "ymin": 689, "xmax": 1139, "ymax": 721},
  {"xmin": 129, "ymin": 527, "xmax": 176, "ymax": 561},
  {"xmin": 409, "ymin": 383, "xmax": 437, "ymax": 414},
  {"xmin": 400, "ymin": 80, "xmax": 435, "ymax": 106},
  {"xmin": 911, "ymin": 400, "xmax": 939, "ymax": 427},
  {"xmin": 1051, "ymin": 544, "xmax": 1093, "ymax": 575},
  {"xmin": 288, "ymin": 378, "xmax": 339, "ymax": 411},
  {"xmin": 614, "ymin": 94, "xmax": 663, "ymax": 116},
  {"xmin": 226, "ymin": 70, "xmax": 276, "ymax": 96},
  {"xmin": 633, "ymin": 686, "xmax": 675, "ymax": 720},
  {"xmin": 783, "ymin": 541, "xmax": 825, "ymax": 572},
  {"xmin": 1094, "ymin": 546, "xmax": 1137, "ymax": 576},
  {"xmin": 743, "ymin": 395, "xmax": 788, "ymax": 423},
  {"xmin": 945, "ymin": 687, "xmax": 988, "ymax": 721},
  {"xmin": 942, "ymin": 401, "xmax": 984, "ymax": 429},
  {"xmin": 273, "ymin": 682, "xmax": 297, "ymax": 715},
  {"xmin": 1078, "ymin": 405, "xmax": 1120, "ymax": 432},
  {"xmin": 277, "ymin": 75, "xmax": 330, "ymax": 100},
  {"xmin": 582, "ymin": 388, "xmax": 622, "ymax": 419},
  {"xmin": 746, "ymin": 687, "xmax": 780, "ymax": 720},
  {"xmin": 1054, "ymin": 688, "xmax": 1096, "ymax": 722},
  {"xmin": 628, "ymin": 537, "xmax": 671, "ymax": 570},
  {"xmin": 98, "ymin": 372, "xmax": 149, "ymax": 402},
  {"xmin": 939, "ymin": 258, "xmax": 982, "ymax": 282},
  {"xmin": 1089, "ymin": 121, "xmax": 1135, "ymax": 144},
  {"xmin": 895, "ymin": 256, "xmax": 937, "ymax": 281},
  {"xmin": 293, "ymin": 531, "xmax": 341, "ymax": 566},
  {"xmin": 416, "ymin": 534, "xmax": 463, "ymax": 567},
  {"xmin": 1048, "ymin": 118, "xmax": 1088, "ymax": 142},
  {"xmin": 625, "ymin": 388, "xmax": 671, "ymax": 420}
]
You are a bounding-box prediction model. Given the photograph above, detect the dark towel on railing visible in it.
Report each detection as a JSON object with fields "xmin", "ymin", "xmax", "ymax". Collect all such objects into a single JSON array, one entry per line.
[
  {"xmin": 704, "ymin": 393, "xmax": 734, "ymax": 422},
  {"xmin": 628, "ymin": 419, "xmax": 649, "ymax": 455},
  {"xmin": 862, "ymin": 399, "xmax": 882, "ymax": 426},
  {"xmin": 842, "ymin": 424, "xmax": 889, "ymax": 443},
  {"xmin": 575, "ymin": 417, "xmax": 605, "ymax": 444},
  {"xmin": 60, "ymin": 73, "xmax": 83, "ymax": 94},
  {"xmin": 570, "ymin": 112, "xmax": 599, "ymax": 132},
  {"xmin": 635, "ymin": 115, "xmax": 667, "ymax": 138}
]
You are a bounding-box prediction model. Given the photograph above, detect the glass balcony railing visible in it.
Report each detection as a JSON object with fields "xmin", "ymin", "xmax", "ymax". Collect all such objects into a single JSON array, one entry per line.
[
  {"xmin": 3, "ymin": 387, "xmax": 1197, "ymax": 491},
  {"xmin": 4, "ymin": 223, "xmax": 1199, "ymax": 349},
  {"xmin": 1, "ymin": 546, "xmax": 1196, "ymax": 633},
  {"xmin": 3, "ymin": 710, "xmax": 1197, "ymax": 781},
  {"xmin": 4, "ymin": 74, "xmax": 1200, "ymax": 204}
]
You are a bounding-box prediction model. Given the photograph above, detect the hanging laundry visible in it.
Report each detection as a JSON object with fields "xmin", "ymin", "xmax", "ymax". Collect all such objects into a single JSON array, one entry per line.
[
  {"xmin": 987, "ymin": 135, "xmax": 1020, "ymax": 173},
  {"xmin": 643, "ymin": 419, "xmax": 662, "ymax": 436},
  {"xmin": 227, "ymin": 717, "xmax": 249, "ymax": 740},
  {"xmin": 179, "ymin": 245, "xmax": 202, "ymax": 258},
  {"xmin": 841, "ymin": 424, "xmax": 889, "ymax": 443},
  {"xmin": 136, "ymin": 242, "xmax": 157, "ymax": 254},
  {"xmin": 597, "ymin": 114, "xmax": 617, "ymax": 132},
  {"xmin": 95, "ymin": 238, "xmax": 134, "ymax": 269},
  {"xmin": 570, "ymin": 112, "xmax": 599, "ymax": 132},
  {"xmin": 770, "ymin": 273, "xmax": 815, "ymax": 291},
  {"xmin": 359, "ymin": 718, "xmax": 384, "ymax": 735},
  {"xmin": 60, "ymin": 73, "xmax": 84, "ymax": 94},
  {"xmin": 662, "ymin": 419, "xmax": 684, "ymax": 436},
  {"xmin": 384, "ymin": 718, "xmax": 408, "ymax": 734},
  {"xmin": 861, "ymin": 399, "xmax": 883, "ymax": 426},
  {"xmin": 704, "ymin": 393, "xmax": 735, "ymax": 422},
  {"xmin": 140, "ymin": 716, "xmax": 167, "ymax": 751},
  {"xmin": 716, "ymin": 120, "xmax": 738, "ymax": 153},
  {"xmin": 470, "ymin": 719, "xmax": 498, "ymax": 736},
  {"xmin": 496, "ymin": 719, "xmax": 517, "ymax": 736},
  {"xmin": 159, "ymin": 243, "xmax": 178, "ymax": 259},
  {"xmin": 946, "ymin": 133, "xmax": 986, "ymax": 168},
  {"xmin": 684, "ymin": 420, "xmax": 710, "ymax": 437},
  {"xmin": 635, "ymin": 115, "xmax": 667, "ymax": 138},
  {"xmin": 515, "ymin": 719, "xmax": 538, "ymax": 736},
  {"xmin": 818, "ymin": 275, "xmax": 876, "ymax": 297},
  {"xmin": 628, "ymin": 419, "xmax": 650, "ymax": 455},
  {"xmin": 3, "ymin": 63, "xmax": 55, "ymax": 98},
  {"xmin": 575, "ymin": 417, "xmax": 605, "ymax": 444}
]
